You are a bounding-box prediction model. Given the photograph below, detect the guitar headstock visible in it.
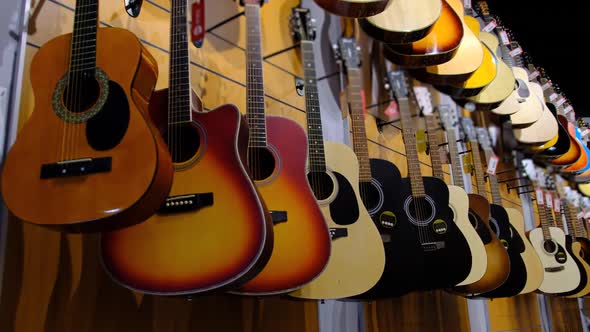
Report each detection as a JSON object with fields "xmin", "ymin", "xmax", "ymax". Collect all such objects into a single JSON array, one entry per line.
[
  {"xmin": 386, "ymin": 70, "xmax": 410, "ymax": 100},
  {"xmin": 413, "ymin": 86, "xmax": 433, "ymax": 116},
  {"xmin": 438, "ymin": 105, "xmax": 457, "ymax": 130},
  {"xmin": 476, "ymin": 127, "xmax": 492, "ymax": 150},
  {"xmin": 461, "ymin": 118, "xmax": 477, "ymax": 142},
  {"xmin": 337, "ymin": 38, "xmax": 361, "ymax": 69},
  {"xmin": 290, "ymin": 7, "xmax": 316, "ymax": 42}
]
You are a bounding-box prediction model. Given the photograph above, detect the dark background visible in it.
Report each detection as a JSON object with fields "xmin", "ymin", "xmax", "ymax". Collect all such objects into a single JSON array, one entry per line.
[{"xmin": 484, "ymin": 0, "xmax": 586, "ymax": 116}]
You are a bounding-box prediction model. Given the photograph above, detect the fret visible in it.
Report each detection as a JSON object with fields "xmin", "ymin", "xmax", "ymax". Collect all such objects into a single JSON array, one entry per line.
[
  {"xmin": 68, "ymin": 0, "xmax": 98, "ymax": 75},
  {"xmin": 445, "ymin": 128, "xmax": 465, "ymax": 187},
  {"xmin": 398, "ymin": 96, "xmax": 425, "ymax": 196},
  {"xmin": 536, "ymin": 196, "xmax": 551, "ymax": 240},
  {"xmin": 482, "ymin": 147, "xmax": 503, "ymax": 206},
  {"xmin": 347, "ymin": 68, "xmax": 372, "ymax": 182},
  {"xmin": 562, "ymin": 201, "xmax": 576, "ymax": 236},
  {"xmin": 470, "ymin": 142, "xmax": 488, "ymax": 196},
  {"xmin": 424, "ymin": 115, "xmax": 445, "ymax": 180}
]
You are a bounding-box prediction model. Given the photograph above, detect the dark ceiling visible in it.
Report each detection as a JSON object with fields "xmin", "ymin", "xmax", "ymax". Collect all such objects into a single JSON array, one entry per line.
[{"xmin": 487, "ymin": 0, "xmax": 587, "ymax": 117}]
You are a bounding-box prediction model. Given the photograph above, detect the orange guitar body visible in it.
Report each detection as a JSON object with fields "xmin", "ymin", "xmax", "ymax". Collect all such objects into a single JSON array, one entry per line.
[
  {"xmin": 1, "ymin": 28, "xmax": 173, "ymax": 232},
  {"xmin": 101, "ymin": 90, "xmax": 273, "ymax": 295},
  {"xmin": 562, "ymin": 119, "xmax": 588, "ymax": 173},
  {"xmin": 235, "ymin": 116, "xmax": 331, "ymax": 294},
  {"xmin": 549, "ymin": 115, "xmax": 581, "ymax": 166}
]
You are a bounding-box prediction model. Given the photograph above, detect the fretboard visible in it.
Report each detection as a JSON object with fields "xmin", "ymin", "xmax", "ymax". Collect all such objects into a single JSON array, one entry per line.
[
  {"xmin": 536, "ymin": 196, "xmax": 552, "ymax": 240},
  {"xmin": 425, "ymin": 115, "xmax": 445, "ymax": 180},
  {"xmin": 69, "ymin": 0, "xmax": 98, "ymax": 76},
  {"xmin": 347, "ymin": 68, "xmax": 371, "ymax": 182},
  {"xmin": 470, "ymin": 141, "xmax": 488, "ymax": 196},
  {"xmin": 245, "ymin": 4, "xmax": 267, "ymax": 147},
  {"xmin": 168, "ymin": 0, "xmax": 192, "ymax": 125},
  {"xmin": 482, "ymin": 148, "xmax": 503, "ymax": 206},
  {"xmin": 575, "ymin": 209, "xmax": 588, "ymax": 238},
  {"xmin": 399, "ymin": 96, "xmax": 425, "ymax": 197},
  {"xmin": 301, "ymin": 41, "xmax": 326, "ymax": 172},
  {"xmin": 563, "ymin": 201, "xmax": 576, "ymax": 237},
  {"xmin": 445, "ymin": 128, "xmax": 465, "ymax": 187}
]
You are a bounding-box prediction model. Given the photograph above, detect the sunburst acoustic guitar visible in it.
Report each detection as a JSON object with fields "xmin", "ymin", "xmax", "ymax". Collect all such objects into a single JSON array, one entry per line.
[
  {"xmin": 314, "ymin": 0, "xmax": 390, "ymax": 18},
  {"xmin": 101, "ymin": 0, "xmax": 273, "ymax": 295},
  {"xmin": 289, "ymin": 8, "xmax": 385, "ymax": 300},
  {"xmin": 1, "ymin": 0, "xmax": 174, "ymax": 232}
]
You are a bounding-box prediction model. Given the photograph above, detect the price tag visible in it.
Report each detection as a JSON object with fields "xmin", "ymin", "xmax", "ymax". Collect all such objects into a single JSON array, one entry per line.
[
  {"xmin": 384, "ymin": 101, "xmax": 399, "ymax": 119},
  {"xmin": 482, "ymin": 20, "xmax": 497, "ymax": 32},
  {"xmin": 549, "ymin": 93, "xmax": 558, "ymax": 102},
  {"xmin": 556, "ymin": 97, "xmax": 566, "ymax": 107},
  {"xmin": 545, "ymin": 192, "xmax": 553, "ymax": 208},
  {"xmin": 528, "ymin": 70, "xmax": 540, "ymax": 81},
  {"xmin": 464, "ymin": 0, "xmax": 472, "ymax": 9},
  {"xmin": 190, "ymin": 0, "xmax": 205, "ymax": 48},
  {"xmin": 581, "ymin": 128, "xmax": 590, "ymax": 138},
  {"xmin": 487, "ymin": 155, "xmax": 499, "ymax": 175},
  {"xmin": 585, "ymin": 211, "xmax": 590, "ymax": 219},
  {"xmin": 554, "ymin": 197, "xmax": 561, "ymax": 213},
  {"xmin": 509, "ymin": 47, "xmax": 523, "ymax": 57},
  {"xmin": 499, "ymin": 30, "xmax": 510, "ymax": 45},
  {"xmin": 564, "ymin": 105, "xmax": 574, "ymax": 114},
  {"xmin": 536, "ymin": 188, "xmax": 545, "ymax": 205},
  {"xmin": 542, "ymin": 81, "xmax": 552, "ymax": 91}
]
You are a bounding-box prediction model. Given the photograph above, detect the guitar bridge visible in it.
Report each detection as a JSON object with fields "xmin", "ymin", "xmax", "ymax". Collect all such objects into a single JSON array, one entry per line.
[
  {"xmin": 422, "ymin": 241, "xmax": 445, "ymax": 252},
  {"xmin": 545, "ymin": 266, "xmax": 565, "ymax": 273},
  {"xmin": 40, "ymin": 157, "xmax": 112, "ymax": 179},
  {"xmin": 329, "ymin": 228, "xmax": 348, "ymax": 240},
  {"xmin": 158, "ymin": 193, "xmax": 213, "ymax": 214}
]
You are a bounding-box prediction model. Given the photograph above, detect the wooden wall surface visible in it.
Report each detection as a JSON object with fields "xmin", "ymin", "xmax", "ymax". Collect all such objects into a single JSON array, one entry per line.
[{"xmin": 0, "ymin": 0, "xmax": 582, "ymax": 331}]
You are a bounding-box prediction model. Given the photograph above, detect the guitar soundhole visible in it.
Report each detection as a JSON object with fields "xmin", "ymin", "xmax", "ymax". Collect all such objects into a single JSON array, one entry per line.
[
  {"xmin": 404, "ymin": 196, "xmax": 436, "ymax": 227},
  {"xmin": 163, "ymin": 123, "xmax": 201, "ymax": 163},
  {"xmin": 308, "ymin": 171, "xmax": 334, "ymax": 201},
  {"xmin": 63, "ymin": 72, "xmax": 100, "ymax": 113},
  {"xmin": 247, "ymin": 147, "xmax": 276, "ymax": 181},
  {"xmin": 359, "ymin": 180, "xmax": 383, "ymax": 214},
  {"xmin": 543, "ymin": 240, "xmax": 557, "ymax": 254}
]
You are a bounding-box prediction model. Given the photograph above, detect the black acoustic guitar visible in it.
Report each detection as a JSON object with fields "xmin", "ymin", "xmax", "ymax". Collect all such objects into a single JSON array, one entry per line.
[{"xmin": 355, "ymin": 71, "xmax": 472, "ymax": 298}]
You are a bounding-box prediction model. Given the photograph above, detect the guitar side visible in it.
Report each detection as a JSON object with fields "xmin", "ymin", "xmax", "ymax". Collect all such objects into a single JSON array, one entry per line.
[
  {"xmin": 101, "ymin": 94, "xmax": 272, "ymax": 295},
  {"xmin": 290, "ymin": 142, "xmax": 385, "ymax": 300}
]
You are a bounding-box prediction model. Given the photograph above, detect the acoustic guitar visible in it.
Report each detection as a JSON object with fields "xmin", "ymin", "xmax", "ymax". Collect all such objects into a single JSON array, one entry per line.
[
  {"xmin": 546, "ymin": 114, "xmax": 582, "ymax": 167},
  {"xmin": 1, "ymin": 0, "xmax": 174, "ymax": 232},
  {"xmin": 355, "ymin": 71, "xmax": 472, "ymax": 299},
  {"xmin": 382, "ymin": 0, "xmax": 463, "ymax": 67},
  {"xmin": 524, "ymin": 165, "xmax": 581, "ymax": 294},
  {"xmin": 454, "ymin": 118, "xmax": 510, "ymax": 295},
  {"xmin": 359, "ymin": 0, "xmax": 442, "ymax": 44},
  {"xmin": 561, "ymin": 123, "xmax": 590, "ymax": 175},
  {"xmin": 289, "ymin": 8, "xmax": 385, "ymax": 300},
  {"xmin": 314, "ymin": 0, "xmax": 390, "ymax": 18},
  {"xmin": 233, "ymin": 0, "xmax": 331, "ymax": 295},
  {"xmin": 534, "ymin": 103, "xmax": 570, "ymax": 159},
  {"xmin": 101, "ymin": 0, "xmax": 273, "ymax": 295},
  {"xmin": 424, "ymin": 102, "xmax": 487, "ymax": 286},
  {"xmin": 568, "ymin": 193, "xmax": 590, "ymax": 295},
  {"xmin": 554, "ymin": 181, "xmax": 590, "ymax": 297}
]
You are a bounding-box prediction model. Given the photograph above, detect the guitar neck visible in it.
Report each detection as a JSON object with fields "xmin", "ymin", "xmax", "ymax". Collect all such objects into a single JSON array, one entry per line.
[
  {"xmin": 563, "ymin": 200, "xmax": 578, "ymax": 237},
  {"xmin": 399, "ymin": 95, "xmax": 425, "ymax": 197},
  {"xmin": 470, "ymin": 141, "xmax": 488, "ymax": 196},
  {"xmin": 70, "ymin": 0, "xmax": 99, "ymax": 77},
  {"xmin": 535, "ymin": 193, "xmax": 552, "ymax": 240},
  {"xmin": 445, "ymin": 127, "xmax": 466, "ymax": 187},
  {"xmin": 424, "ymin": 115, "xmax": 445, "ymax": 181},
  {"xmin": 301, "ymin": 41, "xmax": 327, "ymax": 172},
  {"xmin": 347, "ymin": 68, "xmax": 372, "ymax": 182},
  {"xmin": 482, "ymin": 148, "xmax": 503, "ymax": 206},
  {"xmin": 168, "ymin": 0, "xmax": 192, "ymax": 124},
  {"xmin": 245, "ymin": 3, "xmax": 268, "ymax": 147}
]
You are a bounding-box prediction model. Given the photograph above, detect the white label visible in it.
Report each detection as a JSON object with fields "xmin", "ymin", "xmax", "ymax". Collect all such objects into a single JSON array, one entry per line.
[
  {"xmin": 536, "ymin": 188, "xmax": 545, "ymax": 205},
  {"xmin": 578, "ymin": 211, "xmax": 585, "ymax": 219},
  {"xmin": 581, "ymin": 128, "xmax": 590, "ymax": 138},
  {"xmin": 482, "ymin": 20, "xmax": 497, "ymax": 32},
  {"xmin": 487, "ymin": 155, "xmax": 499, "ymax": 175},
  {"xmin": 564, "ymin": 105, "xmax": 574, "ymax": 114},
  {"xmin": 554, "ymin": 198, "xmax": 561, "ymax": 213},
  {"xmin": 509, "ymin": 47, "xmax": 523, "ymax": 57},
  {"xmin": 542, "ymin": 81, "xmax": 552, "ymax": 91},
  {"xmin": 549, "ymin": 93, "xmax": 558, "ymax": 101},
  {"xmin": 499, "ymin": 30, "xmax": 510, "ymax": 45},
  {"xmin": 556, "ymin": 97, "xmax": 566, "ymax": 107},
  {"xmin": 528, "ymin": 70, "xmax": 540, "ymax": 81},
  {"xmin": 545, "ymin": 192, "xmax": 553, "ymax": 208},
  {"xmin": 585, "ymin": 211, "xmax": 590, "ymax": 219},
  {"xmin": 463, "ymin": 0, "xmax": 472, "ymax": 8}
]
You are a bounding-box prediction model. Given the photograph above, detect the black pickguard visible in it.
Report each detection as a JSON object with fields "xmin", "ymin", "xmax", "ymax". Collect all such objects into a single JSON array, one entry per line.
[
  {"xmin": 481, "ymin": 205, "xmax": 527, "ymax": 298},
  {"xmin": 329, "ymin": 172, "xmax": 359, "ymax": 225},
  {"xmin": 86, "ymin": 80, "xmax": 130, "ymax": 151},
  {"xmin": 559, "ymin": 236, "xmax": 588, "ymax": 297},
  {"xmin": 354, "ymin": 176, "xmax": 472, "ymax": 299}
]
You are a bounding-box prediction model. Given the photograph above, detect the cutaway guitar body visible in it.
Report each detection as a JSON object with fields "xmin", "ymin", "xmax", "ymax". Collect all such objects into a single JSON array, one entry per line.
[
  {"xmin": 290, "ymin": 142, "xmax": 385, "ymax": 300},
  {"xmin": 101, "ymin": 92, "xmax": 273, "ymax": 295}
]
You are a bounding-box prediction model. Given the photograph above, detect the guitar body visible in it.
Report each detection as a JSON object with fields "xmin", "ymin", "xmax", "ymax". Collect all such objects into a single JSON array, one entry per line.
[
  {"xmin": 562, "ymin": 237, "xmax": 590, "ymax": 297},
  {"xmin": 536, "ymin": 105, "xmax": 570, "ymax": 158},
  {"xmin": 314, "ymin": 0, "xmax": 390, "ymax": 18},
  {"xmin": 528, "ymin": 227, "xmax": 581, "ymax": 294},
  {"xmin": 235, "ymin": 116, "xmax": 331, "ymax": 295},
  {"xmin": 514, "ymin": 104, "xmax": 558, "ymax": 145},
  {"xmin": 356, "ymin": 176, "xmax": 472, "ymax": 299},
  {"xmin": 290, "ymin": 142, "xmax": 385, "ymax": 299},
  {"xmin": 455, "ymin": 194, "xmax": 510, "ymax": 294},
  {"xmin": 449, "ymin": 186, "xmax": 487, "ymax": 286},
  {"xmin": 360, "ymin": 0, "xmax": 442, "ymax": 44},
  {"xmin": 562, "ymin": 125, "xmax": 590, "ymax": 174},
  {"xmin": 548, "ymin": 115, "xmax": 581, "ymax": 166},
  {"xmin": 509, "ymin": 69, "xmax": 544, "ymax": 126},
  {"xmin": 1, "ymin": 28, "xmax": 173, "ymax": 232},
  {"xmin": 383, "ymin": 0, "xmax": 462, "ymax": 67},
  {"xmin": 101, "ymin": 92, "xmax": 273, "ymax": 295}
]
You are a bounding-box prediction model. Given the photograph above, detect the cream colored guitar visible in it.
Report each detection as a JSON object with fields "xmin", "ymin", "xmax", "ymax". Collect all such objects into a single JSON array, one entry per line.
[{"xmin": 289, "ymin": 12, "xmax": 385, "ymax": 299}]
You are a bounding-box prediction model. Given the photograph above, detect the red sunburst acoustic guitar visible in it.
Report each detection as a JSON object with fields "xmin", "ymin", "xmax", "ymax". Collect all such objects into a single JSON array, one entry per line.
[{"xmin": 100, "ymin": 0, "xmax": 273, "ymax": 295}]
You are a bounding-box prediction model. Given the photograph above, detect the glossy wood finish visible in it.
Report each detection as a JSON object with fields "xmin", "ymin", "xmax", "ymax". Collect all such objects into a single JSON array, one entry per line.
[
  {"xmin": 514, "ymin": 105, "xmax": 558, "ymax": 145},
  {"xmin": 236, "ymin": 117, "xmax": 331, "ymax": 294},
  {"xmin": 535, "ymin": 104, "xmax": 569, "ymax": 157},
  {"xmin": 289, "ymin": 142, "xmax": 385, "ymax": 299},
  {"xmin": 383, "ymin": 0, "xmax": 462, "ymax": 67},
  {"xmin": 563, "ymin": 239, "xmax": 590, "ymax": 297},
  {"xmin": 548, "ymin": 115, "xmax": 582, "ymax": 166},
  {"xmin": 510, "ymin": 73, "xmax": 544, "ymax": 126},
  {"xmin": 562, "ymin": 124, "xmax": 590, "ymax": 174},
  {"xmin": 360, "ymin": 0, "xmax": 442, "ymax": 44},
  {"xmin": 314, "ymin": 0, "xmax": 390, "ymax": 18},
  {"xmin": 101, "ymin": 95, "xmax": 273, "ymax": 295},
  {"xmin": 1, "ymin": 28, "xmax": 173, "ymax": 232}
]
